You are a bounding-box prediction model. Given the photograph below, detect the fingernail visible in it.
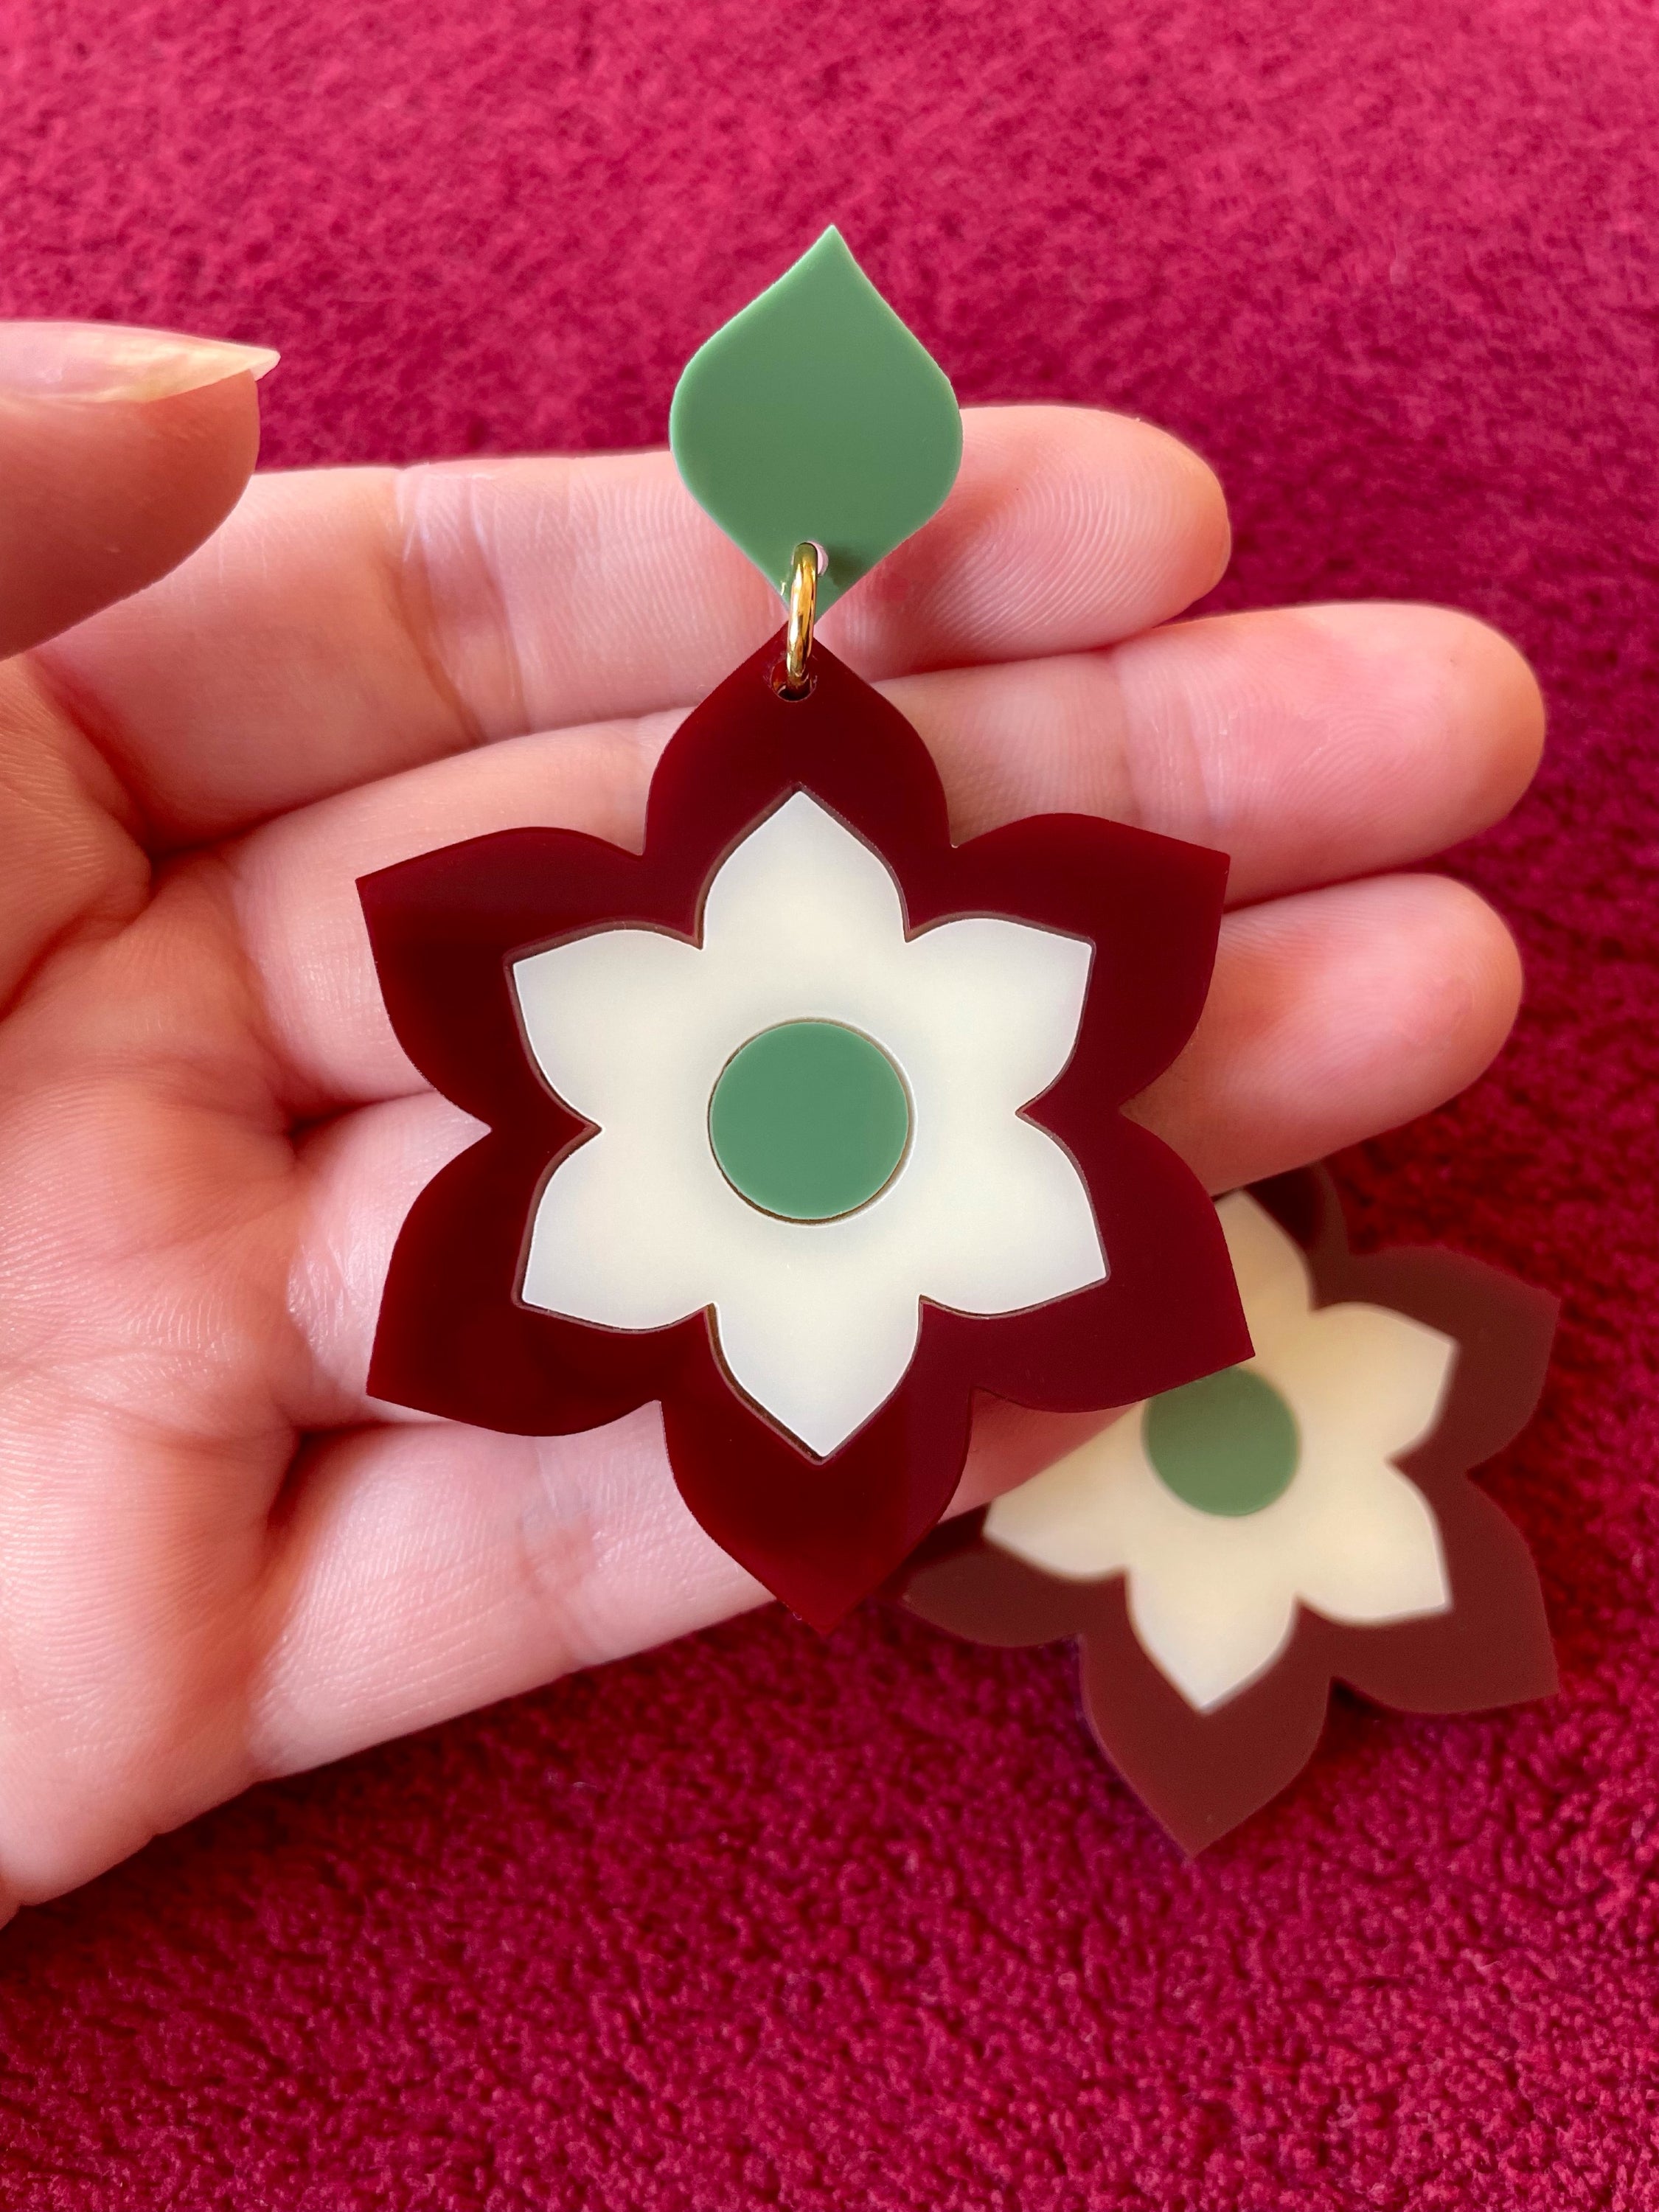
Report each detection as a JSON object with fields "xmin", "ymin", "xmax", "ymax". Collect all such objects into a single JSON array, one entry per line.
[{"xmin": 0, "ymin": 321, "xmax": 280, "ymax": 403}]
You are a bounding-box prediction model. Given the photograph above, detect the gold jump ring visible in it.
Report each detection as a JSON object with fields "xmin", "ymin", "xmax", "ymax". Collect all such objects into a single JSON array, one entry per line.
[{"xmin": 783, "ymin": 540, "xmax": 821, "ymax": 693}]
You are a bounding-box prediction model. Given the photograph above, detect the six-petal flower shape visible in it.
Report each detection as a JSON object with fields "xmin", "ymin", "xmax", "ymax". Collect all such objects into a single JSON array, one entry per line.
[
  {"xmin": 360, "ymin": 637, "xmax": 1249, "ymax": 1629},
  {"xmin": 513, "ymin": 791, "xmax": 1107, "ymax": 1459},
  {"xmin": 893, "ymin": 1166, "xmax": 1557, "ymax": 1848}
]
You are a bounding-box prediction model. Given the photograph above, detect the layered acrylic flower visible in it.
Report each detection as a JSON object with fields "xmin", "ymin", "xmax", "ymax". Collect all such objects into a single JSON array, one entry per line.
[
  {"xmin": 894, "ymin": 1166, "xmax": 1557, "ymax": 1847},
  {"xmin": 513, "ymin": 792, "xmax": 1105, "ymax": 1459},
  {"xmin": 987, "ymin": 1189, "xmax": 1454, "ymax": 1710},
  {"xmin": 360, "ymin": 638, "xmax": 1249, "ymax": 1629}
]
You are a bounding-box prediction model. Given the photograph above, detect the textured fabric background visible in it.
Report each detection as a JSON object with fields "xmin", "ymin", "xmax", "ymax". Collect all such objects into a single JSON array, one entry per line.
[{"xmin": 2, "ymin": 0, "xmax": 1658, "ymax": 2204}]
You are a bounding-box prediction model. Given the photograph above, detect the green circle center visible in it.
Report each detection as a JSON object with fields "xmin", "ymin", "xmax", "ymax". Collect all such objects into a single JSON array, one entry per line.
[
  {"xmin": 709, "ymin": 1020, "xmax": 911, "ymax": 1221},
  {"xmin": 1144, "ymin": 1366, "xmax": 1301, "ymax": 1517}
]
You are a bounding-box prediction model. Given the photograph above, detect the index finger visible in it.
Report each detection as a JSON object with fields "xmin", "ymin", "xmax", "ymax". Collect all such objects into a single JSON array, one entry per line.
[{"xmin": 31, "ymin": 406, "xmax": 1229, "ymax": 847}]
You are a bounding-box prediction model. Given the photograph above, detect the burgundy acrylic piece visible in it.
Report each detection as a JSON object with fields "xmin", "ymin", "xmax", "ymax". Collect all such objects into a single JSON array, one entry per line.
[
  {"xmin": 889, "ymin": 1166, "xmax": 1559, "ymax": 1849},
  {"xmin": 359, "ymin": 636, "xmax": 1248, "ymax": 1631}
]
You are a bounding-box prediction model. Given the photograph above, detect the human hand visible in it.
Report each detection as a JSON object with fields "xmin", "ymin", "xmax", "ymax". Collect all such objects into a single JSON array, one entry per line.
[{"xmin": 0, "ymin": 321, "xmax": 1542, "ymax": 1911}]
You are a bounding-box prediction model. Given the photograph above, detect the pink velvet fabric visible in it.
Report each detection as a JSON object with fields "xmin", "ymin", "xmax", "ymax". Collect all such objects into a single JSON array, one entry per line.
[{"xmin": 2, "ymin": 0, "xmax": 1657, "ymax": 2202}]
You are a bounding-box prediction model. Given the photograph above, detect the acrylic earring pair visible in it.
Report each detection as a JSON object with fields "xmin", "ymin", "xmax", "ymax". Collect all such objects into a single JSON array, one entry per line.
[{"xmin": 357, "ymin": 233, "xmax": 1557, "ymax": 1846}]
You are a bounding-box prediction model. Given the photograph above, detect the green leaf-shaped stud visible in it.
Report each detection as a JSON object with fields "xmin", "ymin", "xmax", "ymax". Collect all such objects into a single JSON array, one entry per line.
[{"xmin": 669, "ymin": 229, "xmax": 962, "ymax": 613}]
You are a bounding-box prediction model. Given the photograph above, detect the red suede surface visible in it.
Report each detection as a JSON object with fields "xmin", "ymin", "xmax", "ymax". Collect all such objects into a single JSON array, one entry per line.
[{"xmin": 2, "ymin": 0, "xmax": 1658, "ymax": 2203}]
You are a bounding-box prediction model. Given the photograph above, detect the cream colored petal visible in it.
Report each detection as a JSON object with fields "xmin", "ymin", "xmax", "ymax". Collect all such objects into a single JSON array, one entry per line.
[
  {"xmin": 524, "ymin": 1116, "xmax": 931, "ymax": 1453},
  {"xmin": 1125, "ymin": 1559, "xmax": 1299, "ymax": 1713},
  {"xmin": 984, "ymin": 1409, "xmax": 1144, "ymax": 1578},
  {"xmin": 917, "ymin": 1114, "xmax": 1104, "ymax": 1315},
  {"xmin": 899, "ymin": 914, "xmax": 1093, "ymax": 1112},
  {"xmin": 1265, "ymin": 1301, "xmax": 1458, "ymax": 1461},
  {"xmin": 512, "ymin": 925, "xmax": 702, "ymax": 1124},
  {"xmin": 711, "ymin": 1259, "xmax": 922, "ymax": 1458},
  {"xmin": 520, "ymin": 1127, "xmax": 712, "ymax": 1329},
  {"xmin": 885, "ymin": 912, "xmax": 1102, "ymax": 1317},
  {"xmin": 1288, "ymin": 1460, "xmax": 1450, "ymax": 1626},
  {"xmin": 698, "ymin": 790, "xmax": 908, "ymax": 986},
  {"xmin": 1217, "ymin": 1189, "xmax": 1315, "ymax": 1346},
  {"xmin": 986, "ymin": 1408, "xmax": 1302, "ymax": 1711}
]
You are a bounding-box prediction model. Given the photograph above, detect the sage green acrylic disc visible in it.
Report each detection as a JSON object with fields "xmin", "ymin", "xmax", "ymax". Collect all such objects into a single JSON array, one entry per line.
[
  {"xmin": 669, "ymin": 229, "xmax": 962, "ymax": 611},
  {"xmin": 1144, "ymin": 1367, "xmax": 1301, "ymax": 1517},
  {"xmin": 709, "ymin": 1020, "xmax": 911, "ymax": 1221}
]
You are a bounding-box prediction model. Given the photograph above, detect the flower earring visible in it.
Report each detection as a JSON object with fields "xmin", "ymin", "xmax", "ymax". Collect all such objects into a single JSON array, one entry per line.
[
  {"xmin": 891, "ymin": 1164, "xmax": 1558, "ymax": 1848},
  {"xmin": 358, "ymin": 231, "xmax": 1249, "ymax": 1628}
]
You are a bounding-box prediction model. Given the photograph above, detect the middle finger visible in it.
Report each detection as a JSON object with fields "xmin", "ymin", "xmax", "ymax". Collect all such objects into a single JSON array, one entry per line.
[{"xmin": 226, "ymin": 598, "xmax": 1541, "ymax": 1113}]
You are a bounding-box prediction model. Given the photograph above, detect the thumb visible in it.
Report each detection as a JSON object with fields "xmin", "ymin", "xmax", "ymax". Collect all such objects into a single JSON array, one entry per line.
[{"xmin": 0, "ymin": 321, "xmax": 275, "ymax": 660}]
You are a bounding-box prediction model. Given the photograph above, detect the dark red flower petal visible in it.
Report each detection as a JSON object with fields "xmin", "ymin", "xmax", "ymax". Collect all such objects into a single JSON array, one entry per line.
[
  {"xmin": 360, "ymin": 635, "xmax": 1244, "ymax": 1622},
  {"xmin": 1077, "ymin": 1594, "xmax": 1335, "ymax": 1854},
  {"xmin": 367, "ymin": 1127, "xmax": 708, "ymax": 1436},
  {"xmin": 666, "ymin": 1348, "xmax": 974, "ymax": 1635},
  {"xmin": 886, "ymin": 1507, "xmax": 1099, "ymax": 1646},
  {"xmin": 1332, "ymin": 1480, "xmax": 1557, "ymax": 1715}
]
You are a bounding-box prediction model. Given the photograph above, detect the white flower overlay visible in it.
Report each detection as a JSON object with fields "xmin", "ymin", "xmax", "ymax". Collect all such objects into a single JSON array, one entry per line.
[
  {"xmin": 510, "ymin": 793, "xmax": 1107, "ymax": 1456},
  {"xmin": 984, "ymin": 1191, "xmax": 1455, "ymax": 1711}
]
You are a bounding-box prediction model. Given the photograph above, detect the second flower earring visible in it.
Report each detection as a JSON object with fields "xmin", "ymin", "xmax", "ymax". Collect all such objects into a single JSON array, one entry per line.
[{"xmin": 358, "ymin": 231, "xmax": 1250, "ymax": 1628}]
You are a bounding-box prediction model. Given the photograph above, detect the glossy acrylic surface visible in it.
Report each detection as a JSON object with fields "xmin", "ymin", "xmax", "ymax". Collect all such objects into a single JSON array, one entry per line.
[
  {"xmin": 361, "ymin": 637, "xmax": 1245, "ymax": 1628},
  {"xmin": 668, "ymin": 229, "xmax": 962, "ymax": 605},
  {"xmin": 707, "ymin": 1020, "xmax": 911, "ymax": 1221},
  {"xmin": 509, "ymin": 788, "xmax": 1107, "ymax": 1458}
]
